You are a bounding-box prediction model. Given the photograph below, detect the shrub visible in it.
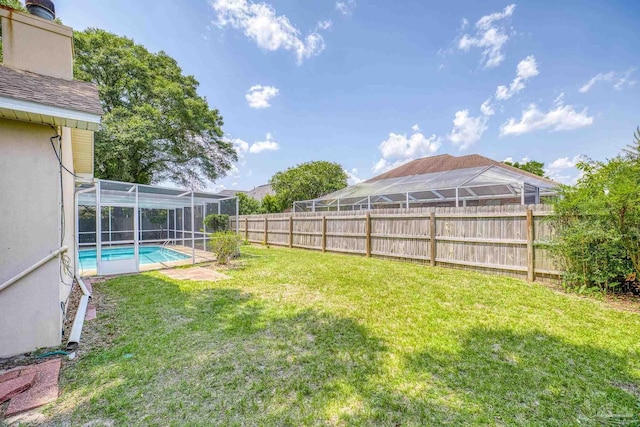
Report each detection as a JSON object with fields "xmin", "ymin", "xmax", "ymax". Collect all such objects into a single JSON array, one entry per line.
[
  {"xmin": 548, "ymin": 131, "xmax": 640, "ymax": 292},
  {"xmin": 204, "ymin": 214, "xmax": 229, "ymax": 232},
  {"xmin": 209, "ymin": 231, "xmax": 240, "ymax": 264}
]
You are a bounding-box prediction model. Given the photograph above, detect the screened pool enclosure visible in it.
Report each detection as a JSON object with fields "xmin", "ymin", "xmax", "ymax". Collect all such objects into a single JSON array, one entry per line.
[
  {"xmin": 76, "ymin": 180, "xmax": 238, "ymax": 275},
  {"xmin": 294, "ymin": 165, "xmax": 558, "ymax": 212}
]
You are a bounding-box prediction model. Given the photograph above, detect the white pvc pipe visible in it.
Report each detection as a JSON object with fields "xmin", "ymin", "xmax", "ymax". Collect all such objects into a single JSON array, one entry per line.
[
  {"xmin": 66, "ymin": 294, "xmax": 89, "ymax": 351},
  {"xmin": 0, "ymin": 246, "xmax": 68, "ymax": 293},
  {"xmin": 66, "ymin": 273, "xmax": 92, "ymax": 351},
  {"xmin": 76, "ymin": 274, "xmax": 91, "ymax": 297}
]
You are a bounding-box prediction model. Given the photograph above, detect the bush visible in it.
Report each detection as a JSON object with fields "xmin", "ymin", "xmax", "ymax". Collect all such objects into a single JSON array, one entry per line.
[
  {"xmin": 208, "ymin": 231, "xmax": 240, "ymax": 264},
  {"xmin": 548, "ymin": 131, "xmax": 640, "ymax": 292},
  {"xmin": 204, "ymin": 214, "xmax": 229, "ymax": 232}
]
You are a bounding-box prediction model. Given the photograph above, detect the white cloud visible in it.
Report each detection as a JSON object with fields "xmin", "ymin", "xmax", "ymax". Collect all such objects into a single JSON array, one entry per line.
[
  {"xmin": 246, "ymin": 85, "xmax": 279, "ymax": 109},
  {"xmin": 249, "ymin": 133, "xmax": 280, "ymax": 153},
  {"xmin": 545, "ymin": 155, "xmax": 583, "ymax": 184},
  {"xmin": 480, "ymin": 98, "xmax": 495, "ymax": 116},
  {"xmin": 317, "ymin": 20, "xmax": 332, "ymax": 30},
  {"xmin": 500, "ymin": 101, "xmax": 593, "ymax": 136},
  {"xmin": 379, "ymin": 131, "xmax": 441, "ymax": 160},
  {"xmin": 211, "ymin": 0, "xmax": 326, "ymax": 63},
  {"xmin": 613, "ymin": 68, "xmax": 636, "ymax": 90},
  {"xmin": 335, "ymin": 0, "xmax": 356, "ymax": 15},
  {"xmin": 503, "ymin": 155, "xmax": 530, "ymax": 164},
  {"xmin": 580, "ymin": 68, "xmax": 637, "ymax": 93},
  {"xmin": 231, "ymin": 137, "xmax": 249, "ymax": 155},
  {"xmin": 579, "ymin": 71, "xmax": 615, "ymax": 93},
  {"xmin": 495, "ymin": 55, "xmax": 539, "ymax": 100},
  {"xmin": 373, "ymin": 127, "xmax": 441, "ymax": 174},
  {"xmin": 458, "ymin": 4, "xmax": 516, "ymax": 68},
  {"xmin": 447, "ymin": 110, "xmax": 488, "ymax": 150},
  {"xmin": 372, "ymin": 158, "xmax": 413, "ymax": 174},
  {"xmin": 548, "ymin": 155, "xmax": 582, "ymax": 170},
  {"xmin": 345, "ymin": 168, "xmax": 364, "ymax": 185}
]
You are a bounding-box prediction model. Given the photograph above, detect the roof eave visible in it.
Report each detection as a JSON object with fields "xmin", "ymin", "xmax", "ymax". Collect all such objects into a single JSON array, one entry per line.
[{"xmin": 0, "ymin": 95, "xmax": 101, "ymax": 131}]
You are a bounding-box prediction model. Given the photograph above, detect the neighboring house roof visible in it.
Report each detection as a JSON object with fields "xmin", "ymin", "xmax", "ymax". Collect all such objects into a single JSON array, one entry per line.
[
  {"xmin": 218, "ymin": 189, "xmax": 246, "ymax": 198},
  {"xmin": 368, "ymin": 154, "xmax": 558, "ymax": 185},
  {"xmin": 247, "ymin": 184, "xmax": 274, "ymax": 201},
  {"xmin": 0, "ymin": 65, "xmax": 103, "ymax": 130}
]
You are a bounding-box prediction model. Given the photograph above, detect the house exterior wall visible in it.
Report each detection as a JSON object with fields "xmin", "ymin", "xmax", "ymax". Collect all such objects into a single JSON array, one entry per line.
[
  {"xmin": 59, "ymin": 126, "xmax": 76, "ymax": 311},
  {"xmin": 0, "ymin": 119, "xmax": 62, "ymax": 357},
  {"xmin": 0, "ymin": 9, "xmax": 79, "ymax": 358}
]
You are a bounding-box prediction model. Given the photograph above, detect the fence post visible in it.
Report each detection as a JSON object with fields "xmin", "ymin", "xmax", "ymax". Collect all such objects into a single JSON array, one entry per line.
[
  {"xmin": 289, "ymin": 216, "xmax": 293, "ymax": 248},
  {"xmin": 264, "ymin": 217, "xmax": 268, "ymax": 246},
  {"xmin": 527, "ymin": 207, "xmax": 535, "ymax": 282},
  {"xmin": 322, "ymin": 216, "xmax": 327, "ymax": 252},
  {"xmin": 245, "ymin": 217, "xmax": 249, "ymax": 242},
  {"xmin": 430, "ymin": 212, "xmax": 436, "ymax": 267},
  {"xmin": 365, "ymin": 212, "xmax": 371, "ymax": 257}
]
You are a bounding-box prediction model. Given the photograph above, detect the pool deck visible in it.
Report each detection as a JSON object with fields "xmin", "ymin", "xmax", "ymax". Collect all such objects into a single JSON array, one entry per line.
[{"xmin": 79, "ymin": 245, "xmax": 216, "ymax": 276}]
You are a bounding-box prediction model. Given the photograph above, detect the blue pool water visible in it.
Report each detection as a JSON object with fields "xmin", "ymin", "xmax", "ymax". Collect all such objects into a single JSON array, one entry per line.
[{"xmin": 79, "ymin": 246, "xmax": 190, "ymax": 270}]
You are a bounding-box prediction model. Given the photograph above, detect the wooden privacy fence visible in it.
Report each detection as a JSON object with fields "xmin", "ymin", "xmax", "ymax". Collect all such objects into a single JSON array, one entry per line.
[{"xmin": 233, "ymin": 205, "xmax": 561, "ymax": 282}]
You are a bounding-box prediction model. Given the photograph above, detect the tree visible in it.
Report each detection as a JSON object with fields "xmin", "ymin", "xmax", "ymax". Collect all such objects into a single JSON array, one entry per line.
[
  {"xmin": 73, "ymin": 29, "xmax": 236, "ymax": 187},
  {"xmin": 147, "ymin": 209, "xmax": 167, "ymax": 240},
  {"xmin": 504, "ymin": 160, "xmax": 547, "ymax": 177},
  {"xmin": 259, "ymin": 194, "xmax": 282, "ymax": 214},
  {"xmin": 270, "ymin": 161, "xmax": 348, "ymax": 210},
  {"xmin": 236, "ymin": 192, "xmax": 261, "ymax": 215},
  {"xmin": 549, "ymin": 128, "xmax": 640, "ymax": 291}
]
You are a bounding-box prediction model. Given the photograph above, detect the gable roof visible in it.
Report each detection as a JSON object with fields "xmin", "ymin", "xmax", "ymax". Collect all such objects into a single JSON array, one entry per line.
[
  {"xmin": 0, "ymin": 65, "xmax": 103, "ymax": 116},
  {"xmin": 368, "ymin": 154, "xmax": 558, "ymax": 186}
]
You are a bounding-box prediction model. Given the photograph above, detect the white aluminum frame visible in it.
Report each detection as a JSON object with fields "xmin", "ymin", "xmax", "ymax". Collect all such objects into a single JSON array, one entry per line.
[{"xmin": 77, "ymin": 179, "xmax": 239, "ymax": 275}]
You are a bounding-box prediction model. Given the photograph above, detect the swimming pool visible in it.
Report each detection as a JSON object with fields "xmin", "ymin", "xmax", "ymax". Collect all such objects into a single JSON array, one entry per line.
[{"xmin": 79, "ymin": 246, "xmax": 190, "ymax": 270}]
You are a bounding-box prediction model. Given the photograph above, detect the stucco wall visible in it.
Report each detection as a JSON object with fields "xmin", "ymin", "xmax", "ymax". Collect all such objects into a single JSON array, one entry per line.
[
  {"xmin": 0, "ymin": 9, "xmax": 74, "ymax": 80},
  {"xmin": 59, "ymin": 127, "xmax": 76, "ymax": 314},
  {"xmin": 0, "ymin": 118, "xmax": 63, "ymax": 357}
]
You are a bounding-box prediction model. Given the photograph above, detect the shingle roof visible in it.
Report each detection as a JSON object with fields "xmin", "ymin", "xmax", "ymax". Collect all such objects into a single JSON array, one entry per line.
[
  {"xmin": 0, "ymin": 65, "xmax": 103, "ymax": 116},
  {"xmin": 219, "ymin": 189, "xmax": 246, "ymax": 198},
  {"xmin": 246, "ymin": 184, "xmax": 274, "ymax": 201},
  {"xmin": 367, "ymin": 154, "xmax": 558, "ymax": 185}
]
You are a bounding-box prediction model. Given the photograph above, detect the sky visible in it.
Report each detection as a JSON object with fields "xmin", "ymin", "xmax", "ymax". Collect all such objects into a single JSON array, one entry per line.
[{"xmin": 54, "ymin": 0, "xmax": 640, "ymax": 191}]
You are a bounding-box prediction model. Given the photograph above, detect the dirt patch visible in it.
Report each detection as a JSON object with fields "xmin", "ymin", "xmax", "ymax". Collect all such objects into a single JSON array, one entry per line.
[
  {"xmin": 65, "ymin": 281, "xmax": 117, "ymax": 363},
  {"xmin": 538, "ymin": 281, "xmax": 640, "ymax": 313}
]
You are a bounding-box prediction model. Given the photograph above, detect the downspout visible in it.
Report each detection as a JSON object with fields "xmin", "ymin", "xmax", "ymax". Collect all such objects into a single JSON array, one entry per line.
[
  {"xmin": 66, "ymin": 274, "xmax": 91, "ymax": 352},
  {"xmin": 66, "ymin": 185, "xmax": 96, "ymax": 353}
]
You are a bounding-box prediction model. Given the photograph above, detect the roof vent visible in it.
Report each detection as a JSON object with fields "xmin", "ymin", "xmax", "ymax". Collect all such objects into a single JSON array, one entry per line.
[{"xmin": 26, "ymin": 0, "xmax": 55, "ymax": 21}]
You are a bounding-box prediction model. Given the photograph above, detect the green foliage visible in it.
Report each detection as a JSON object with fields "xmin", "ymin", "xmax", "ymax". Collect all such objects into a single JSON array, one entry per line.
[
  {"xmin": 270, "ymin": 161, "xmax": 348, "ymax": 210},
  {"xmin": 236, "ymin": 192, "xmax": 261, "ymax": 215},
  {"xmin": 259, "ymin": 194, "xmax": 282, "ymax": 214},
  {"xmin": 208, "ymin": 231, "xmax": 240, "ymax": 264},
  {"xmin": 147, "ymin": 209, "xmax": 167, "ymax": 226},
  {"xmin": 73, "ymin": 29, "xmax": 236, "ymax": 187},
  {"xmin": 504, "ymin": 160, "xmax": 547, "ymax": 177},
  {"xmin": 204, "ymin": 214, "xmax": 229, "ymax": 233},
  {"xmin": 549, "ymin": 129, "xmax": 640, "ymax": 291}
]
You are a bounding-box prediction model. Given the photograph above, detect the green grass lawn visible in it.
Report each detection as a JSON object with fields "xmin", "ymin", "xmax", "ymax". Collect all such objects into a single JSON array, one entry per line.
[{"xmin": 47, "ymin": 245, "xmax": 640, "ymax": 426}]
